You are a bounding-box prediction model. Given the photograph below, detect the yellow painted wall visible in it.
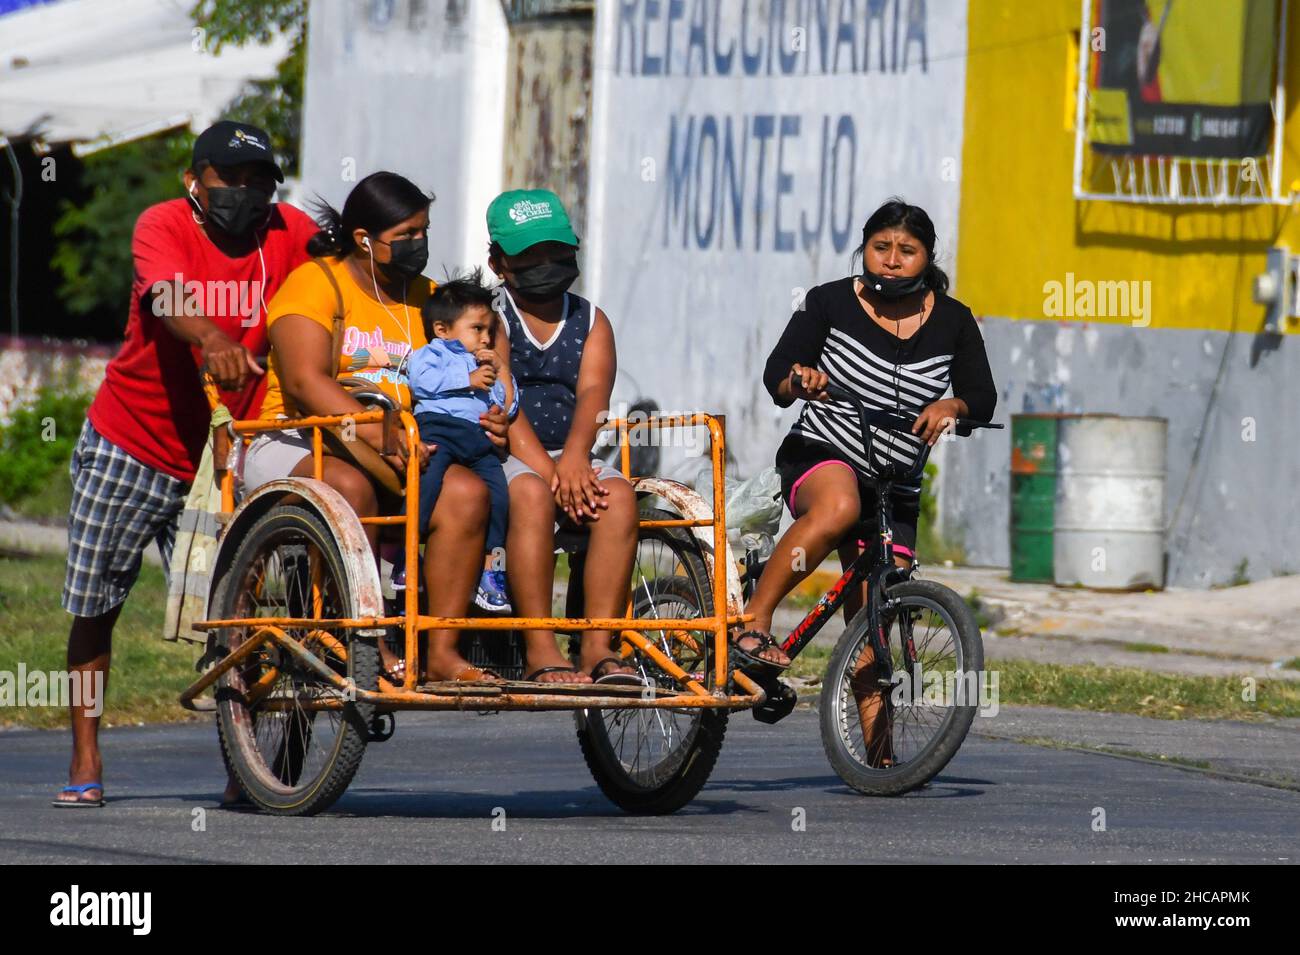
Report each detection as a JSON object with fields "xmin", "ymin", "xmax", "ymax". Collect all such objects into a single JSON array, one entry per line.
[{"xmin": 957, "ymin": 0, "xmax": 1300, "ymax": 334}]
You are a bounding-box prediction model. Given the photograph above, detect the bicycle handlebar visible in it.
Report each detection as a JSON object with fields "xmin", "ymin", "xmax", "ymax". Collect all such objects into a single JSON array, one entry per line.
[{"xmin": 818, "ymin": 381, "xmax": 1004, "ymax": 483}]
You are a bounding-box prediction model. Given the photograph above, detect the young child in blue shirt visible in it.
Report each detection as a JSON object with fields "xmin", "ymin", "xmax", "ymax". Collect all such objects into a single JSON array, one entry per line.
[{"xmin": 395, "ymin": 269, "xmax": 518, "ymax": 611}]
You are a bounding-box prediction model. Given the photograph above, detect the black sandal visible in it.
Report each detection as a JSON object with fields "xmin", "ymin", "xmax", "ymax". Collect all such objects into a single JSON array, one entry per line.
[
  {"xmin": 729, "ymin": 630, "xmax": 791, "ymax": 672},
  {"xmin": 587, "ymin": 656, "xmax": 643, "ymax": 686}
]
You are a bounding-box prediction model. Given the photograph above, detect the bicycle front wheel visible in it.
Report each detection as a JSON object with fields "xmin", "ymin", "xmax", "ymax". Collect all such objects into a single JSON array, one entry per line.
[{"xmin": 819, "ymin": 579, "xmax": 984, "ymax": 796}]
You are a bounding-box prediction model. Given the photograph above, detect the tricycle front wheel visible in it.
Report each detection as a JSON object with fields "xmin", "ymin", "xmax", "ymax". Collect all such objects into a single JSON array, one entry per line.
[{"xmin": 211, "ymin": 504, "xmax": 379, "ymax": 816}]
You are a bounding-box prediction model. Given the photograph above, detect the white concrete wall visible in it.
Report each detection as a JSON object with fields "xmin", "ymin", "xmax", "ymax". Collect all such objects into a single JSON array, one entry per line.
[
  {"xmin": 300, "ymin": 0, "xmax": 508, "ymax": 275},
  {"xmin": 586, "ymin": 0, "xmax": 968, "ymax": 476}
]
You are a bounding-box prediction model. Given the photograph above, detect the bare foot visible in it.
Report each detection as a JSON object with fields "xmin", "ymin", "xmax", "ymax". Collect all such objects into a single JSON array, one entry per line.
[
  {"xmin": 55, "ymin": 755, "xmax": 104, "ymax": 806},
  {"xmin": 731, "ymin": 629, "xmax": 791, "ymax": 668},
  {"xmin": 579, "ymin": 641, "xmax": 639, "ymax": 681},
  {"xmin": 524, "ymin": 647, "xmax": 592, "ymax": 684},
  {"xmin": 379, "ymin": 645, "xmax": 407, "ymax": 686},
  {"xmin": 221, "ymin": 773, "xmax": 249, "ymax": 807},
  {"xmin": 423, "ymin": 646, "xmax": 503, "ymax": 683}
]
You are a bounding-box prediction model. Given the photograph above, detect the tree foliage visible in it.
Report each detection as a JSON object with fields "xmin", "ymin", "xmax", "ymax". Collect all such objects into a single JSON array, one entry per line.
[
  {"xmin": 50, "ymin": 131, "xmax": 194, "ymax": 323},
  {"xmin": 191, "ymin": 0, "xmax": 308, "ymax": 178},
  {"xmin": 51, "ymin": 1, "xmax": 308, "ymax": 322},
  {"xmin": 0, "ymin": 386, "xmax": 92, "ymax": 503}
]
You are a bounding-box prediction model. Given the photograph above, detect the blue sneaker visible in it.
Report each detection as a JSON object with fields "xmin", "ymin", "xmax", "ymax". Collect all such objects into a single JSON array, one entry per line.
[{"xmin": 475, "ymin": 569, "xmax": 511, "ymax": 613}]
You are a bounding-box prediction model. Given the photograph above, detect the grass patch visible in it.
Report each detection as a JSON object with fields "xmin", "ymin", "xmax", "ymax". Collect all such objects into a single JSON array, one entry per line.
[
  {"xmin": 0, "ymin": 553, "xmax": 203, "ymax": 729},
  {"xmin": 1212, "ymin": 557, "xmax": 1252, "ymax": 589},
  {"xmin": 787, "ymin": 642, "xmax": 832, "ymax": 682},
  {"xmin": 1281, "ymin": 658, "xmax": 1300, "ymax": 672},
  {"xmin": 1120, "ymin": 641, "xmax": 1170, "ymax": 654},
  {"xmin": 990, "ymin": 659, "xmax": 1300, "ymax": 721},
  {"xmin": 917, "ymin": 521, "xmax": 965, "ymax": 567},
  {"xmin": 784, "ymin": 589, "xmax": 822, "ymax": 613},
  {"xmin": 783, "ymin": 633, "xmax": 1299, "ymax": 721},
  {"xmin": 963, "ymin": 588, "xmax": 997, "ymax": 630}
]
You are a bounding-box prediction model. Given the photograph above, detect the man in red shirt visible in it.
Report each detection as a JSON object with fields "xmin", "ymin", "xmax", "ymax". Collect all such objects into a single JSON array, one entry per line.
[{"xmin": 55, "ymin": 121, "xmax": 318, "ymax": 808}]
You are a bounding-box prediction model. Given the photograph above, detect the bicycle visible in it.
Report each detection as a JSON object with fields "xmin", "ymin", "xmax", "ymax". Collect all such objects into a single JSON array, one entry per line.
[{"xmin": 745, "ymin": 382, "xmax": 1003, "ymax": 795}]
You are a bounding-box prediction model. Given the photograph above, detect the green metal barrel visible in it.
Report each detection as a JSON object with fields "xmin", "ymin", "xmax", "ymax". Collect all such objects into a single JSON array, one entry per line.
[{"xmin": 1009, "ymin": 415, "xmax": 1058, "ymax": 582}]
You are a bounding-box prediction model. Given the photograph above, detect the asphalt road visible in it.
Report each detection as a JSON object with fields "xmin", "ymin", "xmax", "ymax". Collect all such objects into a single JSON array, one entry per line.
[{"xmin": 3, "ymin": 710, "xmax": 1298, "ymax": 864}]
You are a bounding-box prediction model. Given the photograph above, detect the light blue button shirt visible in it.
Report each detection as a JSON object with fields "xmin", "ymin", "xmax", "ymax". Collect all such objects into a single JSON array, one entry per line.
[{"xmin": 407, "ymin": 339, "xmax": 518, "ymax": 422}]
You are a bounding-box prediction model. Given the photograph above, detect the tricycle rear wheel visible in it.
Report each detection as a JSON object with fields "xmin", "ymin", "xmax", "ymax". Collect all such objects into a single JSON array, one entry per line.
[
  {"xmin": 211, "ymin": 504, "xmax": 379, "ymax": 816},
  {"xmin": 574, "ymin": 514, "xmax": 727, "ymax": 814}
]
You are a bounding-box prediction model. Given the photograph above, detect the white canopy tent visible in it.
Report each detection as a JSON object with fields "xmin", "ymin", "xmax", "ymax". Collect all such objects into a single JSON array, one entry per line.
[
  {"xmin": 0, "ymin": 0, "xmax": 289, "ymax": 336},
  {"xmin": 0, "ymin": 0, "xmax": 288, "ymax": 152}
]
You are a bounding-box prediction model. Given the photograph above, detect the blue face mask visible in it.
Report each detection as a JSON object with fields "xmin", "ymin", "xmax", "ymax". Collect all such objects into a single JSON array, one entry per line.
[{"xmin": 863, "ymin": 268, "xmax": 928, "ymax": 300}]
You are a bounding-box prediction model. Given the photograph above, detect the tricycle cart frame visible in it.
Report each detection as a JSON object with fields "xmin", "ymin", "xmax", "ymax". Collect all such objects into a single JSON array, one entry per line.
[{"xmin": 180, "ymin": 402, "xmax": 764, "ymax": 814}]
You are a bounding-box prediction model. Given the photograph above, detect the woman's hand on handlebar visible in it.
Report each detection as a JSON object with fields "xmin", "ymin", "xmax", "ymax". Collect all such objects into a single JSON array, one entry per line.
[
  {"xmin": 788, "ymin": 364, "xmax": 830, "ymax": 401},
  {"xmin": 913, "ymin": 398, "xmax": 967, "ymax": 446}
]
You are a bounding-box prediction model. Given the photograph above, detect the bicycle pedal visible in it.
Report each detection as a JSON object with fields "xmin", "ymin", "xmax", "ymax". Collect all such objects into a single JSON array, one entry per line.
[{"xmin": 751, "ymin": 674, "xmax": 798, "ymax": 724}]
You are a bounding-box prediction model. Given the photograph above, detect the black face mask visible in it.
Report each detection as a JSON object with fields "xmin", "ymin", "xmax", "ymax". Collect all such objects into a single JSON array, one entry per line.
[
  {"xmin": 862, "ymin": 268, "xmax": 928, "ymax": 301},
  {"xmin": 204, "ymin": 186, "xmax": 272, "ymax": 237},
  {"xmin": 380, "ymin": 236, "xmax": 429, "ymax": 278},
  {"xmin": 510, "ymin": 256, "xmax": 579, "ymax": 300}
]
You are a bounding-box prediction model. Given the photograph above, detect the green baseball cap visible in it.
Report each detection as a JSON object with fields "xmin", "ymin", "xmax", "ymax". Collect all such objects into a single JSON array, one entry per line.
[{"xmin": 487, "ymin": 188, "xmax": 579, "ymax": 255}]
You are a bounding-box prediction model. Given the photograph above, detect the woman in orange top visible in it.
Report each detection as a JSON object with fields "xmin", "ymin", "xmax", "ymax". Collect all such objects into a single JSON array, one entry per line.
[{"xmin": 246, "ymin": 171, "xmax": 508, "ymax": 685}]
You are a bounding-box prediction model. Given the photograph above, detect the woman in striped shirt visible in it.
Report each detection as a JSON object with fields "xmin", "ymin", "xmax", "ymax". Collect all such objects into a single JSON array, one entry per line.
[{"xmin": 736, "ymin": 199, "xmax": 996, "ymax": 671}]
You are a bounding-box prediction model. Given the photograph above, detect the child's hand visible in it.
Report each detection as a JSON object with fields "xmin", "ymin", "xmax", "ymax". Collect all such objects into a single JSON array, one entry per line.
[
  {"xmin": 469, "ymin": 364, "xmax": 497, "ymax": 390},
  {"xmin": 474, "ymin": 348, "xmax": 500, "ymax": 371}
]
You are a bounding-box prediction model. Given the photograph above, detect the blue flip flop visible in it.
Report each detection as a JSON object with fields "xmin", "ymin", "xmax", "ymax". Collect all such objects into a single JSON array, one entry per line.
[{"xmin": 52, "ymin": 782, "xmax": 104, "ymax": 808}]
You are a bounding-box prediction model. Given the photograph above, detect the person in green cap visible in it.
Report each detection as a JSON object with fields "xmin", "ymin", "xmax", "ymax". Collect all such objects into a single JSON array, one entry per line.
[{"xmin": 484, "ymin": 189, "xmax": 640, "ymax": 685}]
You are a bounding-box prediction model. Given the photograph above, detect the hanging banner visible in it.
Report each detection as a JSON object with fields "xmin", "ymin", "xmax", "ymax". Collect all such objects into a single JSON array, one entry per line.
[{"xmin": 1087, "ymin": 0, "xmax": 1278, "ymax": 159}]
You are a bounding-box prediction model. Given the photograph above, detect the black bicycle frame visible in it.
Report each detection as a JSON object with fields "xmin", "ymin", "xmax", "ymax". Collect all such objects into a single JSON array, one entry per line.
[
  {"xmin": 777, "ymin": 476, "xmax": 913, "ymax": 687},
  {"xmin": 770, "ymin": 382, "xmax": 1002, "ymax": 682}
]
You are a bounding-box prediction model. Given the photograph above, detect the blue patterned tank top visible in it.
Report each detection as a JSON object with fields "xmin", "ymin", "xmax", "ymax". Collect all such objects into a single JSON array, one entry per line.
[{"xmin": 496, "ymin": 287, "xmax": 594, "ymax": 451}]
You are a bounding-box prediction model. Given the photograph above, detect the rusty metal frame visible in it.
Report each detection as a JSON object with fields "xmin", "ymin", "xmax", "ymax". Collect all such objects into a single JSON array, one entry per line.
[{"xmin": 186, "ymin": 409, "xmax": 761, "ymax": 713}]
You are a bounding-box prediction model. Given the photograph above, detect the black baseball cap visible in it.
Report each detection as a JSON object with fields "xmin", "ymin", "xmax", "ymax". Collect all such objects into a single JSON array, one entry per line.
[{"xmin": 191, "ymin": 120, "xmax": 284, "ymax": 182}]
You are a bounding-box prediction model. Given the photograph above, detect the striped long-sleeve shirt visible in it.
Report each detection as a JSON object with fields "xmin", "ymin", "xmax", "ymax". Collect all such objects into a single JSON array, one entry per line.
[{"xmin": 762, "ymin": 277, "xmax": 996, "ymax": 496}]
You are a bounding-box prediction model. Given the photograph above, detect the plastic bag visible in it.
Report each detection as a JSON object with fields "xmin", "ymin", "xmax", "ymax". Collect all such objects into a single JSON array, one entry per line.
[
  {"xmin": 162, "ymin": 401, "xmax": 230, "ymax": 644},
  {"xmin": 690, "ymin": 465, "xmax": 783, "ymax": 560}
]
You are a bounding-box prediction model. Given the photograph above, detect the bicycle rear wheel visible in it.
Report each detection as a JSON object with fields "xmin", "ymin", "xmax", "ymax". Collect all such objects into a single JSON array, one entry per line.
[{"xmin": 819, "ymin": 579, "xmax": 983, "ymax": 796}]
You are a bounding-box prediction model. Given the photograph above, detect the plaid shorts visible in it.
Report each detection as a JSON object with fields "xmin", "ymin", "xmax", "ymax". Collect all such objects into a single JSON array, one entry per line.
[{"xmin": 62, "ymin": 419, "xmax": 191, "ymax": 618}]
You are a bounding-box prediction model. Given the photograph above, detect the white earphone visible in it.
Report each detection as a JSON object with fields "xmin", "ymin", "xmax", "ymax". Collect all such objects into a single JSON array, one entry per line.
[{"xmin": 187, "ymin": 181, "xmax": 205, "ymax": 225}]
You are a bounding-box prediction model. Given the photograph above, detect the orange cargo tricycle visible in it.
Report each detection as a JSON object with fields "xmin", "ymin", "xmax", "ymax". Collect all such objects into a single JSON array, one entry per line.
[{"xmin": 179, "ymin": 391, "xmax": 765, "ymax": 816}]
